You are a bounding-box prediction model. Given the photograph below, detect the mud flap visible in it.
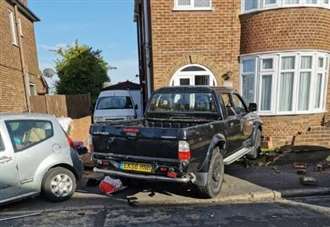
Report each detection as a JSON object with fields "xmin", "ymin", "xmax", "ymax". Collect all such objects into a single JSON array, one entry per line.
[{"xmin": 194, "ymin": 172, "xmax": 208, "ymax": 186}]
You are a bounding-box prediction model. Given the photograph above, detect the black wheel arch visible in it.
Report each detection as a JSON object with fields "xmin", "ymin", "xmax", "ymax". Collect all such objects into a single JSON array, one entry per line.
[{"xmin": 198, "ymin": 133, "xmax": 226, "ymax": 173}]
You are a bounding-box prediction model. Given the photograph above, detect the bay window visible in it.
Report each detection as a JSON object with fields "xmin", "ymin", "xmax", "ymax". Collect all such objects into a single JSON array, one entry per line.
[
  {"xmin": 242, "ymin": 0, "xmax": 330, "ymax": 13},
  {"xmin": 240, "ymin": 51, "xmax": 329, "ymax": 115}
]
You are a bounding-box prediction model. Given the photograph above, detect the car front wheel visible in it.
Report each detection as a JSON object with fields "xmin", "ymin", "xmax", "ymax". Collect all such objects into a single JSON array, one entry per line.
[{"xmin": 42, "ymin": 167, "xmax": 77, "ymax": 202}]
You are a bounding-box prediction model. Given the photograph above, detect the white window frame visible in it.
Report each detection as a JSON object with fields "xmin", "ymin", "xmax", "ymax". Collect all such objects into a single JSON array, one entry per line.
[
  {"xmin": 240, "ymin": 57, "xmax": 258, "ymax": 105},
  {"xmin": 18, "ymin": 18, "xmax": 23, "ymax": 37},
  {"xmin": 314, "ymin": 54, "xmax": 329, "ymax": 111},
  {"xmin": 263, "ymin": 0, "xmax": 280, "ymax": 9},
  {"xmin": 174, "ymin": 0, "xmax": 213, "ymax": 11},
  {"xmin": 240, "ymin": 51, "xmax": 329, "ymax": 116},
  {"xmin": 277, "ymin": 54, "xmax": 297, "ymax": 114},
  {"xmin": 170, "ymin": 64, "xmax": 217, "ymax": 86},
  {"xmin": 296, "ymin": 54, "xmax": 314, "ymax": 113},
  {"xmin": 9, "ymin": 10, "xmax": 18, "ymax": 46},
  {"xmin": 241, "ymin": 0, "xmax": 330, "ymax": 13},
  {"xmin": 258, "ymin": 55, "xmax": 277, "ymax": 114}
]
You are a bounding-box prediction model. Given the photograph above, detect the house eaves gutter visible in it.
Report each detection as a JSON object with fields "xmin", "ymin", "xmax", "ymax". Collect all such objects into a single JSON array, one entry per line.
[{"xmin": 9, "ymin": 0, "xmax": 40, "ymax": 22}]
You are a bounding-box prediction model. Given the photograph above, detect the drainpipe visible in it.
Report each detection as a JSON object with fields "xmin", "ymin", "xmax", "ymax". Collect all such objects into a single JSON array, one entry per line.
[
  {"xmin": 14, "ymin": 4, "xmax": 31, "ymax": 112},
  {"xmin": 143, "ymin": 0, "xmax": 152, "ymax": 98}
]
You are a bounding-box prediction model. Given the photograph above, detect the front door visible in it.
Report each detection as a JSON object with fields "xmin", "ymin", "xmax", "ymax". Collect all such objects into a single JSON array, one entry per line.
[{"xmin": 0, "ymin": 125, "xmax": 19, "ymax": 201}]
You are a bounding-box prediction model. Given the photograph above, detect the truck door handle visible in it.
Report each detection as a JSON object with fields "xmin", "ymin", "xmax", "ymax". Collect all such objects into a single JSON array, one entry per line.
[{"xmin": 0, "ymin": 156, "xmax": 12, "ymax": 164}]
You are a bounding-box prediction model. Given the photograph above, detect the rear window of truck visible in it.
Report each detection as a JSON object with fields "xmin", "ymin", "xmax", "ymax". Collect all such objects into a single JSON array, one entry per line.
[{"xmin": 149, "ymin": 92, "xmax": 217, "ymax": 113}]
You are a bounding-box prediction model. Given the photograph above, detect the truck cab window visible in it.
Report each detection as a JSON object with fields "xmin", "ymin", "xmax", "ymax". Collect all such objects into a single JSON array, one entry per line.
[
  {"xmin": 232, "ymin": 94, "xmax": 248, "ymax": 115},
  {"xmin": 221, "ymin": 94, "xmax": 236, "ymax": 117}
]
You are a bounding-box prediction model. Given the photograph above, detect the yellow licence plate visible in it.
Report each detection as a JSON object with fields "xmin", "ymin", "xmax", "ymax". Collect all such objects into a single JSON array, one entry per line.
[{"xmin": 120, "ymin": 162, "xmax": 153, "ymax": 173}]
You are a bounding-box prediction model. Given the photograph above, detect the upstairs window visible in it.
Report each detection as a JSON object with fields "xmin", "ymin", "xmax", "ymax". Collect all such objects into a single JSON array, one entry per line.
[
  {"xmin": 9, "ymin": 11, "xmax": 18, "ymax": 46},
  {"xmin": 174, "ymin": 0, "xmax": 213, "ymax": 10}
]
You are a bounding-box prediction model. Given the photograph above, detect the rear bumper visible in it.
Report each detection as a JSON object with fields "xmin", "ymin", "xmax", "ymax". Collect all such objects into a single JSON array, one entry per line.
[{"xmin": 94, "ymin": 167, "xmax": 195, "ymax": 183}]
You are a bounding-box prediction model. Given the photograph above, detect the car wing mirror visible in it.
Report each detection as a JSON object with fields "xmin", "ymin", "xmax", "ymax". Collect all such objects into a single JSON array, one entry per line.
[{"xmin": 248, "ymin": 103, "xmax": 257, "ymax": 112}]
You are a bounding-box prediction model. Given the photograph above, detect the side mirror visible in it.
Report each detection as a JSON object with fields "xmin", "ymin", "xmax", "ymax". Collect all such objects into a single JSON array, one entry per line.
[
  {"xmin": 134, "ymin": 104, "xmax": 138, "ymax": 110},
  {"xmin": 248, "ymin": 103, "xmax": 257, "ymax": 112}
]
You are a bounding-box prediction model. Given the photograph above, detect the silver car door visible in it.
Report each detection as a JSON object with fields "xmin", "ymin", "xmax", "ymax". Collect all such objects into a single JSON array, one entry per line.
[
  {"xmin": 5, "ymin": 119, "xmax": 55, "ymax": 193},
  {"xmin": 0, "ymin": 122, "xmax": 19, "ymax": 202}
]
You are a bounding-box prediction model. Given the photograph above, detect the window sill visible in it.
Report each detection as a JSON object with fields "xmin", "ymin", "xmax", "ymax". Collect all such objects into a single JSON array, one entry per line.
[
  {"xmin": 258, "ymin": 110, "xmax": 327, "ymax": 116},
  {"xmin": 173, "ymin": 7, "xmax": 214, "ymax": 12},
  {"xmin": 240, "ymin": 5, "xmax": 330, "ymax": 15}
]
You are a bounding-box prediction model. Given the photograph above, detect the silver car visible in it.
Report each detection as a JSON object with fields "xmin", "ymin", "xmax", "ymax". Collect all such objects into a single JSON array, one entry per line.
[{"xmin": 0, "ymin": 113, "xmax": 83, "ymax": 205}]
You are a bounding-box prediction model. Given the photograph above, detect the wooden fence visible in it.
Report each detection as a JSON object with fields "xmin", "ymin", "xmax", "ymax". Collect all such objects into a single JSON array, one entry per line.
[{"xmin": 30, "ymin": 94, "xmax": 91, "ymax": 119}]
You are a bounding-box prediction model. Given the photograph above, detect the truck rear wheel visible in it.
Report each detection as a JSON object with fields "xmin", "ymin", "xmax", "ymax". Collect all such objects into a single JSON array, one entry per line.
[{"xmin": 198, "ymin": 149, "xmax": 224, "ymax": 198}]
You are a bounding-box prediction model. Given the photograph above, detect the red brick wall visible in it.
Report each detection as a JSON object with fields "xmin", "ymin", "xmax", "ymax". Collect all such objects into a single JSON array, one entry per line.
[
  {"xmin": 240, "ymin": 7, "xmax": 330, "ymax": 148},
  {"xmin": 240, "ymin": 8, "xmax": 330, "ymax": 54},
  {"xmin": 0, "ymin": 0, "xmax": 45, "ymax": 112},
  {"xmin": 150, "ymin": 0, "xmax": 241, "ymax": 90},
  {"xmin": 261, "ymin": 114, "xmax": 326, "ymax": 147}
]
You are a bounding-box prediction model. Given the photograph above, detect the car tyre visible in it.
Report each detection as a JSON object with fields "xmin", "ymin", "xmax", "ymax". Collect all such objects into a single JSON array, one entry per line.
[
  {"xmin": 247, "ymin": 129, "xmax": 262, "ymax": 160},
  {"xmin": 42, "ymin": 167, "xmax": 77, "ymax": 202},
  {"xmin": 197, "ymin": 148, "xmax": 224, "ymax": 198}
]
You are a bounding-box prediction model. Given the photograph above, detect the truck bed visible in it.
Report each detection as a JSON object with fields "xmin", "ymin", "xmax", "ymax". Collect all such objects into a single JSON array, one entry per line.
[{"xmin": 91, "ymin": 118, "xmax": 214, "ymax": 160}]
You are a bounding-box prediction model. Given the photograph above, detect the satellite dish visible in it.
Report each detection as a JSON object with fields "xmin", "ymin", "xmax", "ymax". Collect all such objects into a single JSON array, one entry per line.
[{"xmin": 43, "ymin": 68, "xmax": 56, "ymax": 78}]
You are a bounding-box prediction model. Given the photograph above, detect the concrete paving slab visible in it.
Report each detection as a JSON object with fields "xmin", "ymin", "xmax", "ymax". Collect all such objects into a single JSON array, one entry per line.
[{"xmin": 114, "ymin": 174, "xmax": 280, "ymax": 206}]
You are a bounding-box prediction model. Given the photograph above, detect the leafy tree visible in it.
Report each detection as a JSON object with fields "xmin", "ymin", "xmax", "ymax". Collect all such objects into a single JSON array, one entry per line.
[{"xmin": 55, "ymin": 41, "xmax": 110, "ymax": 104}]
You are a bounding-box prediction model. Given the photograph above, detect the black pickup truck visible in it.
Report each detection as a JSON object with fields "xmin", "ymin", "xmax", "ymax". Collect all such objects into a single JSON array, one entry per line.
[{"xmin": 91, "ymin": 86, "xmax": 262, "ymax": 198}]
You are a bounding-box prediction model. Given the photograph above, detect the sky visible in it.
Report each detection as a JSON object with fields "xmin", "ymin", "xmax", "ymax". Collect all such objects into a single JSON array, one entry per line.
[{"xmin": 29, "ymin": 0, "xmax": 139, "ymax": 84}]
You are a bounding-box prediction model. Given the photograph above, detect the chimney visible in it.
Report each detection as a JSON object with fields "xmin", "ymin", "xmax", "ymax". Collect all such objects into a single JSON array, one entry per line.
[{"xmin": 19, "ymin": 0, "xmax": 28, "ymax": 6}]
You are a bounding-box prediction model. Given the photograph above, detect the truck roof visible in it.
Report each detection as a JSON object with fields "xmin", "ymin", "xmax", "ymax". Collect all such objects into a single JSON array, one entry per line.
[{"xmin": 155, "ymin": 86, "xmax": 235, "ymax": 94}]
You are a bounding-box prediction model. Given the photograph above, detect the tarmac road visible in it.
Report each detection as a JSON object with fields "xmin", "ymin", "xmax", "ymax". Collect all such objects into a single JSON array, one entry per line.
[{"xmin": 1, "ymin": 198, "xmax": 330, "ymax": 227}]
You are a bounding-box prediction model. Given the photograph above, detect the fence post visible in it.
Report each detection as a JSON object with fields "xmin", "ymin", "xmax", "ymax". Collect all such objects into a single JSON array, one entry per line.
[{"xmin": 45, "ymin": 96, "xmax": 49, "ymax": 114}]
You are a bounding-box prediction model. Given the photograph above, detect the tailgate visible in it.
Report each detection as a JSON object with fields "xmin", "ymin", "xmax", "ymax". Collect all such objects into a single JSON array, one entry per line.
[{"xmin": 91, "ymin": 125, "xmax": 183, "ymax": 160}]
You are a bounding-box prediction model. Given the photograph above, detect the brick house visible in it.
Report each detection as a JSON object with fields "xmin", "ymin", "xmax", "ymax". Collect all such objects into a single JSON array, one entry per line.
[
  {"xmin": 134, "ymin": 0, "xmax": 330, "ymax": 148},
  {"xmin": 0, "ymin": 0, "xmax": 46, "ymax": 113}
]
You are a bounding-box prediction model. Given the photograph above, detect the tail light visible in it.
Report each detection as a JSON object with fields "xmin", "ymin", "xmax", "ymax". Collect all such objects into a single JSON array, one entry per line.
[
  {"xmin": 178, "ymin": 141, "xmax": 191, "ymax": 161},
  {"xmin": 66, "ymin": 135, "xmax": 74, "ymax": 149}
]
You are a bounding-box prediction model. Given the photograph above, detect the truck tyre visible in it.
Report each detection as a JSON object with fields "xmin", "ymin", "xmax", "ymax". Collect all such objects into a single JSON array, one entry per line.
[
  {"xmin": 247, "ymin": 129, "xmax": 261, "ymax": 160},
  {"xmin": 42, "ymin": 167, "xmax": 77, "ymax": 202},
  {"xmin": 198, "ymin": 148, "xmax": 224, "ymax": 198}
]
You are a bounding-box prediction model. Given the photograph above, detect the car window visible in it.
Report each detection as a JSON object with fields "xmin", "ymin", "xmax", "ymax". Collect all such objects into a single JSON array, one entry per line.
[
  {"xmin": 221, "ymin": 94, "xmax": 236, "ymax": 117},
  {"xmin": 0, "ymin": 133, "xmax": 4, "ymax": 152},
  {"xmin": 6, "ymin": 120, "xmax": 53, "ymax": 152},
  {"xmin": 232, "ymin": 94, "xmax": 248, "ymax": 115}
]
